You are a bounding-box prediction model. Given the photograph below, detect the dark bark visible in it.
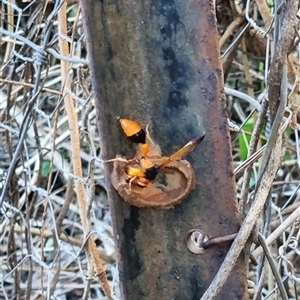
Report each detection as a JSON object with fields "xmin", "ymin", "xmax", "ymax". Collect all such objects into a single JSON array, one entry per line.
[{"xmin": 81, "ymin": 0, "xmax": 247, "ymax": 299}]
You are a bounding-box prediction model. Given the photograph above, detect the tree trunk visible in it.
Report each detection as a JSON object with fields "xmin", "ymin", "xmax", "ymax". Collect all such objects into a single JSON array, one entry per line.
[{"xmin": 81, "ymin": 0, "xmax": 248, "ymax": 299}]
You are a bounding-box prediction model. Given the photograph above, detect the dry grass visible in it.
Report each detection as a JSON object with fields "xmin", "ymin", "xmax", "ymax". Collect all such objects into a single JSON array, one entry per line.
[{"xmin": 0, "ymin": 2, "xmax": 117, "ymax": 299}]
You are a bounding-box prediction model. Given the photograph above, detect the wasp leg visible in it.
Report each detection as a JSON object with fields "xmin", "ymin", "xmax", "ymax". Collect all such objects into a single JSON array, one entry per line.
[{"xmin": 127, "ymin": 176, "xmax": 138, "ymax": 191}]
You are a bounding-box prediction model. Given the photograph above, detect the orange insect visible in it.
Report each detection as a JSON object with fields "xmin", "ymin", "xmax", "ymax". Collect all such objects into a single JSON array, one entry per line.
[
  {"xmin": 119, "ymin": 119, "xmax": 205, "ymax": 187},
  {"xmin": 119, "ymin": 118, "xmax": 150, "ymax": 157}
]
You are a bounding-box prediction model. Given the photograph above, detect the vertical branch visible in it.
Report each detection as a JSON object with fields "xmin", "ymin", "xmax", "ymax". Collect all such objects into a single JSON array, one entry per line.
[{"xmin": 57, "ymin": 3, "xmax": 112, "ymax": 299}]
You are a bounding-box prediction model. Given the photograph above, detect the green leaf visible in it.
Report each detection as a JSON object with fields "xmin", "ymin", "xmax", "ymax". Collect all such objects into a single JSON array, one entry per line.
[
  {"xmin": 41, "ymin": 160, "xmax": 51, "ymax": 177},
  {"xmin": 238, "ymin": 119, "xmax": 254, "ymax": 161}
]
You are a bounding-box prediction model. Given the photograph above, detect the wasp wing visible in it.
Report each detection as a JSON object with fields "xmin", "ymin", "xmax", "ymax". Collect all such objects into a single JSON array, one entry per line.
[{"xmin": 158, "ymin": 133, "xmax": 205, "ymax": 169}]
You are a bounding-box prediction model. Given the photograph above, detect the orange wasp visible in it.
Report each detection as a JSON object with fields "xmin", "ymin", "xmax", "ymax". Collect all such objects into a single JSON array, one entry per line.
[{"xmin": 119, "ymin": 119, "xmax": 205, "ymax": 188}]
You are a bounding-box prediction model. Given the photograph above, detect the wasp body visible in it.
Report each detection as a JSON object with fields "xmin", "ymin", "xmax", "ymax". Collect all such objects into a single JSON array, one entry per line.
[{"xmin": 119, "ymin": 119, "xmax": 205, "ymax": 188}]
